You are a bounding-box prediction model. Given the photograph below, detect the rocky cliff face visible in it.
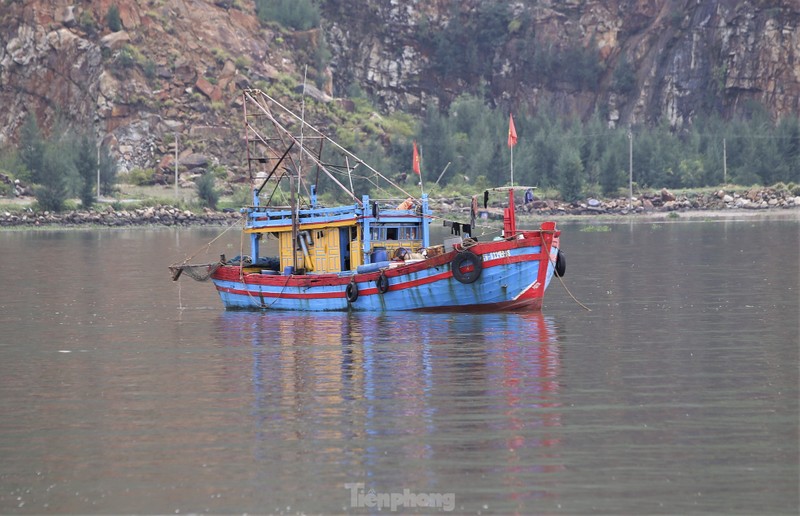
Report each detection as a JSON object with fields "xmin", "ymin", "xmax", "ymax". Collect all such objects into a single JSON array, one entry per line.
[
  {"xmin": 1, "ymin": 0, "xmax": 797, "ymax": 175},
  {"xmin": 0, "ymin": 0, "xmax": 277, "ymax": 174},
  {"xmin": 324, "ymin": 0, "xmax": 799, "ymax": 126}
]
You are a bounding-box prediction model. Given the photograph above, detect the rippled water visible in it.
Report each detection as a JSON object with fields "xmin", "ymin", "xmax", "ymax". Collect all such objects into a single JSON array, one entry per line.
[{"xmin": 0, "ymin": 218, "xmax": 797, "ymax": 514}]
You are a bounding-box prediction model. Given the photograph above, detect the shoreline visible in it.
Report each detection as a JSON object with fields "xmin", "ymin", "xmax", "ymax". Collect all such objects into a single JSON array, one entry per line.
[
  {"xmin": 1, "ymin": 203, "xmax": 797, "ymax": 231},
  {"xmin": 2, "ymin": 184, "xmax": 799, "ymax": 230}
]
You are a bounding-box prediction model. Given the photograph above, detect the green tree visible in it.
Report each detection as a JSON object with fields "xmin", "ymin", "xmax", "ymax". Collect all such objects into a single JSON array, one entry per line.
[
  {"xmin": 599, "ymin": 130, "xmax": 627, "ymax": 195},
  {"xmin": 750, "ymin": 123, "xmax": 781, "ymax": 185},
  {"xmin": 0, "ymin": 147, "xmax": 25, "ymax": 189},
  {"xmin": 678, "ymin": 158, "xmax": 704, "ymax": 188},
  {"xmin": 613, "ymin": 55, "xmax": 636, "ymax": 95},
  {"xmin": 76, "ymin": 134, "xmax": 98, "ymax": 208},
  {"xmin": 196, "ymin": 173, "xmax": 219, "ymax": 209},
  {"xmin": 775, "ymin": 116, "xmax": 800, "ymax": 183},
  {"xmin": 106, "ymin": 5, "xmax": 121, "ymax": 32},
  {"xmin": 447, "ymin": 95, "xmax": 502, "ymax": 185},
  {"xmin": 419, "ymin": 109, "xmax": 454, "ymax": 185},
  {"xmin": 35, "ymin": 143, "xmax": 69, "ymax": 212},
  {"xmin": 98, "ymin": 146, "xmax": 118, "ymax": 196},
  {"xmin": 557, "ymin": 147, "xmax": 583, "ymax": 202},
  {"xmin": 18, "ymin": 112, "xmax": 44, "ymax": 184},
  {"xmin": 529, "ymin": 111, "xmax": 560, "ymax": 188}
]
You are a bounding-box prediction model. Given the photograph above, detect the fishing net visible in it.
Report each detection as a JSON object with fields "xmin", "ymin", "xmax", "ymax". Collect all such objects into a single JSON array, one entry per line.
[{"xmin": 170, "ymin": 262, "xmax": 221, "ymax": 282}]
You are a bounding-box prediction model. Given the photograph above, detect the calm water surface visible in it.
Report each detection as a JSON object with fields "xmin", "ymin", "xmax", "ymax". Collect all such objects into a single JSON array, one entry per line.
[{"xmin": 0, "ymin": 217, "xmax": 797, "ymax": 514}]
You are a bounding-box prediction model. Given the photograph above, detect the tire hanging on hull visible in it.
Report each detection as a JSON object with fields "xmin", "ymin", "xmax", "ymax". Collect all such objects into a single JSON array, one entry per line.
[
  {"xmin": 376, "ymin": 272, "xmax": 390, "ymax": 294},
  {"xmin": 451, "ymin": 251, "xmax": 483, "ymax": 284},
  {"xmin": 554, "ymin": 249, "xmax": 566, "ymax": 277},
  {"xmin": 346, "ymin": 280, "xmax": 359, "ymax": 302}
]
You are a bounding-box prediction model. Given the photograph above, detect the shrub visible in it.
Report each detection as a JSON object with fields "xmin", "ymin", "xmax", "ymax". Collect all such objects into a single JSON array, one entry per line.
[
  {"xmin": 234, "ymin": 56, "xmax": 251, "ymax": 71},
  {"xmin": 0, "ymin": 177, "xmax": 11, "ymax": 198},
  {"xmin": 126, "ymin": 167, "xmax": 155, "ymax": 186},
  {"xmin": 613, "ymin": 56, "xmax": 636, "ymax": 95},
  {"xmin": 255, "ymin": 0, "xmax": 320, "ymax": 30},
  {"xmin": 78, "ymin": 10, "xmax": 96, "ymax": 32},
  {"xmin": 106, "ymin": 5, "xmax": 122, "ymax": 32},
  {"xmin": 114, "ymin": 46, "xmax": 135, "ymax": 69},
  {"xmin": 196, "ymin": 173, "xmax": 219, "ymax": 209}
]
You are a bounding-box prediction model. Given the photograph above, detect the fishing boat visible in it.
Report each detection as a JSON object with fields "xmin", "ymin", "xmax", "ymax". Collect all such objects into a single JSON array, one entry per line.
[{"xmin": 170, "ymin": 89, "xmax": 565, "ymax": 311}]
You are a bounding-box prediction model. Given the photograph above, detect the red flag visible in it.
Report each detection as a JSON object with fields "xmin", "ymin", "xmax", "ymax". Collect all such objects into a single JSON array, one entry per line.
[
  {"xmin": 412, "ymin": 141, "xmax": 421, "ymax": 176},
  {"xmin": 508, "ymin": 114, "xmax": 518, "ymax": 148}
]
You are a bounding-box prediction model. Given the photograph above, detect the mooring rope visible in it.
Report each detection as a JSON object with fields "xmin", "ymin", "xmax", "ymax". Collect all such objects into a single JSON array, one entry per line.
[{"xmin": 540, "ymin": 230, "xmax": 591, "ymax": 311}]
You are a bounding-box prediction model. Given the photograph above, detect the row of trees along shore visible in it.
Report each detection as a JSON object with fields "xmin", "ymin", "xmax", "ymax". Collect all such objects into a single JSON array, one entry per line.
[
  {"xmin": 1, "ymin": 95, "xmax": 799, "ymax": 212},
  {"xmin": 425, "ymin": 96, "xmax": 797, "ymax": 201},
  {"xmin": 1, "ymin": 114, "xmax": 118, "ymax": 211},
  {"xmin": 335, "ymin": 94, "xmax": 799, "ymax": 203}
]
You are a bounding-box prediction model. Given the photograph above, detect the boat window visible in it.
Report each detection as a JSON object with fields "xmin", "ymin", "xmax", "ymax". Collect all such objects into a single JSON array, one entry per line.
[
  {"xmin": 370, "ymin": 225, "xmax": 420, "ymax": 241},
  {"xmin": 400, "ymin": 227, "xmax": 417, "ymax": 239}
]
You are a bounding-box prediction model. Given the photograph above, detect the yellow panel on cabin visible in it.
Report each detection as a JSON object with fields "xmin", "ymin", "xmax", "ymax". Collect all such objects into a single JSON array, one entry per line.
[{"xmin": 350, "ymin": 240, "xmax": 362, "ymax": 269}]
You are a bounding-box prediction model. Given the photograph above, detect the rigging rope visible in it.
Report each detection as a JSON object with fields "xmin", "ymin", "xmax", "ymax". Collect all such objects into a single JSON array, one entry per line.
[{"xmin": 169, "ymin": 213, "xmax": 245, "ymax": 282}]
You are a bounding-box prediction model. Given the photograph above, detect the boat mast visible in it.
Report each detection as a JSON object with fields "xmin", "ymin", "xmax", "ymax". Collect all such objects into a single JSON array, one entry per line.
[
  {"xmin": 291, "ymin": 67, "xmax": 308, "ymax": 273},
  {"xmin": 245, "ymin": 91, "xmax": 416, "ymax": 202}
]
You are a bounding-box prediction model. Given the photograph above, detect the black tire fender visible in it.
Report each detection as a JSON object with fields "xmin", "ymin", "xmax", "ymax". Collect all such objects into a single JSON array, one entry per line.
[
  {"xmin": 554, "ymin": 249, "xmax": 566, "ymax": 277},
  {"xmin": 345, "ymin": 280, "xmax": 359, "ymax": 302},
  {"xmin": 376, "ymin": 272, "xmax": 390, "ymax": 294},
  {"xmin": 451, "ymin": 251, "xmax": 483, "ymax": 284}
]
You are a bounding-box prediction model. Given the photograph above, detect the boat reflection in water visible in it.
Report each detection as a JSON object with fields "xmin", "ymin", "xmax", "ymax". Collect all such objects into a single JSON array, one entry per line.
[{"xmin": 215, "ymin": 311, "xmax": 563, "ymax": 509}]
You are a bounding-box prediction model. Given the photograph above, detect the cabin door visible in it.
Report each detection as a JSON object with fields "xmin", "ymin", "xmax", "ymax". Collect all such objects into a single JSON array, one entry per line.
[
  {"xmin": 308, "ymin": 229, "xmax": 336, "ymax": 273},
  {"xmin": 339, "ymin": 228, "xmax": 351, "ymax": 271}
]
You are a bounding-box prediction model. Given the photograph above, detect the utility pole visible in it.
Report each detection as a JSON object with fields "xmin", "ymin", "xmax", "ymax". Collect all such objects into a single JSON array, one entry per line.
[
  {"xmin": 96, "ymin": 145, "xmax": 101, "ymax": 201},
  {"xmin": 723, "ymin": 137, "xmax": 727, "ymax": 184},
  {"xmin": 628, "ymin": 128, "xmax": 633, "ymax": 212},
  {"xmin": 174, "ymin": 132, "xmax": 179, "ymax": 200}
]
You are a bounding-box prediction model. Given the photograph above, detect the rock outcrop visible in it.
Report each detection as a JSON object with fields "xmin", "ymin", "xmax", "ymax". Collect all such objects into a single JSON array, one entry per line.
[
  {"xmin": 0, "ymin": 0, "xmax": 273, "ymax": 174},
  {"xmin": 324, "ymin": 0, "xmax": 799, "ymax": 125}
]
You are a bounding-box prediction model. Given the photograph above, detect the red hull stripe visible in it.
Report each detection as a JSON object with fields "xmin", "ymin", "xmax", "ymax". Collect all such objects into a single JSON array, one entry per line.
[{"xmin": 215, "ymin": 252, "xmax": 546, "ymax": 300}]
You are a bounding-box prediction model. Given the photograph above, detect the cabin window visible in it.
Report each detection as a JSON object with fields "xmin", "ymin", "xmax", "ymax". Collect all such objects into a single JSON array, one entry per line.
[
  {"xmin": 400, "ymin": 227, "xmax": 417, "ymax": 239},
  {"xmin": 371, "ymin": 225, "xmax": 419, "ymax": 241}
]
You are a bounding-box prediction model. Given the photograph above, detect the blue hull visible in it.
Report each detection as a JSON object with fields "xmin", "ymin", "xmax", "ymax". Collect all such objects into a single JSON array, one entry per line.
[{"xmin": 211, "ymin": 239, "xmax": 559, "ymax": 312}]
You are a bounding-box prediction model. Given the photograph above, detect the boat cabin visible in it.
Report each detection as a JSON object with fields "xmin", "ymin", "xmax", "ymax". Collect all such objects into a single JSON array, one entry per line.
[{"xmin": 244, "ymin": 188, "xmax": 431, "ymax": 275}]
